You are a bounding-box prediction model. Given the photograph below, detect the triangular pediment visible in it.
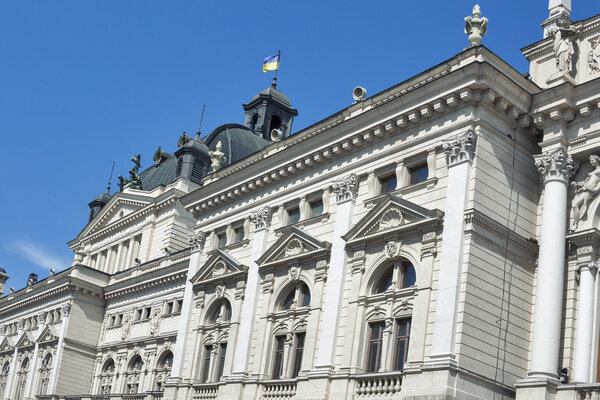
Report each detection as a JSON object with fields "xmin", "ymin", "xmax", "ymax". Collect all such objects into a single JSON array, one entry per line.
[
  {"xmin": 15, "ymin": 331, "xmax": 35, "ymax": 349},
  {"xmin": 36, "ymin": 325, "xmax": 58, "ymax": 344},
  {"xmin": 78, "ymin": 193, "xmax": 153, "ymax": 238},
  {"xmin": 0, "ymin": 337, "xmax": 14, "ymax": 354},
  {"xmin": 343, "ymin": 195, "xmax": 443, "ymax": 243},
  {"xmin": 190, "ymin": 250, "xmax": 247, "ymax": 285},
  {"xmin": 257, "ymin": 227, "xmax": 331, "ymax": 266}
]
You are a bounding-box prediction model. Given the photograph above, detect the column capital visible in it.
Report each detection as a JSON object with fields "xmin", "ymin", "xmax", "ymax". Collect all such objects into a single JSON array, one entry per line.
[
  {"xmin": 534, "ymin": 148, "xmax": 577, "ymax": 184},
  {"xmin": 332, "ymin": 173, "xmax": 358, "ymax": 203},
  {"xmin": 188, "ymin": 232, "xmax": 206, "ymax": 252},
  {"xmin": 442, "ymin": 130, "xmax": 476, "ymax": 167},
  {"xmin": 577, "ymin": 261, "xmax": 598, "ymax": 275},
  {"xmin": 250, "ymin": 206, "xmax": 271, "ymax": 231}
]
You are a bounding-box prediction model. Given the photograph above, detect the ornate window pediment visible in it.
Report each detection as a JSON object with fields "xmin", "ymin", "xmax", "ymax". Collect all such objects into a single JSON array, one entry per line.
[
  {"xmin": 257, "ymin": 227, "xmax": 331, "ymax": 267},
  {"xmin": 190, "ymin": 250, "xmax": 247, "ymax": 287},
  {"xmin": 36, "ymin": 325, "xmax": 59, "ymax": 344},
  {"xmin": 0, "ymin": 337, "xmax": 14, "ymax": 355},
  {"xmin": 15, "ymin": 332, "xmax": 35, "ymax": 349},
  {"xmin": 343, "ymin": 195, "xmax": 442, "ymax": 246}
]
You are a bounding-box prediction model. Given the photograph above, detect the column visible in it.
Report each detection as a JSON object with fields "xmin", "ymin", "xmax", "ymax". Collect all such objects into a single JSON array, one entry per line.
[
  {"xmin": 314, "ymin": 173, "xmax": 358, "ymax": 370},
  {"xmin": 47, "ymin": 303, "xmax": 71, "ymax": 394},
  {"xmin": 23, "ymin": 313, "xmax": 46, "ymax": 399},
  {"xmin": 231, "ymin": 206, "xmax": 271, "ymax": 376},
  {"xmin": 529, "ymin": 148, "xmax": 576, "ymax": 379},
  {"xmin": 167, "ymin": 232, "xmax": 205, "ymax": 381},
  {"xmin": 573, "ymin": 261, "xmax": 597, "ymax": 383},
  {"xmin": 428, "ymin": 130, "xmax": 476, "ymax": 362}
]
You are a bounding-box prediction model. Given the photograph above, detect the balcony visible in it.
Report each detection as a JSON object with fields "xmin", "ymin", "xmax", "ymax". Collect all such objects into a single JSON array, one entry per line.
[
  {"xmin": 354, "ymin": 372, "xmax": 403, "ymax": 398},
  {"xmin": 261, "ymin": 379, "xmax": 297, "ymax": 399}
]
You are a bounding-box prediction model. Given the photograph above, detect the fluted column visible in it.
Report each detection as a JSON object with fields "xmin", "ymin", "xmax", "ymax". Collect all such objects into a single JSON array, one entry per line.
[
  {"xmin": 428, "ymin": 130, "xmax": 476, "ymax": 362},
  {"xmin": 573, "ymin": 261, "xmax": 598, "ymax": 383},
  {"xmin": 529, "ymin": 148, "xmax": 576, "ymax": 379}
]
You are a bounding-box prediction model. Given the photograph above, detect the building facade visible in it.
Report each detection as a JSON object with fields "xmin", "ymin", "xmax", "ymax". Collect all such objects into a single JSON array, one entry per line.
[{"xmin": 1, "ymin": 2, "xmax": 600, "ymax": 400}]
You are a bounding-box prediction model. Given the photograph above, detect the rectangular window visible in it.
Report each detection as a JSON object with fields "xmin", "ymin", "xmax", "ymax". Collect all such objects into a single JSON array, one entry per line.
[
  {"xmin": 379, "ymin": 175, "xmax": 397, "ymax": 194},
  {"xmin": 234, "ymin": 227, "xmax": 244, "ymax": 243},
  {"xmin": 134, "ymin": 309, "xmax": 142, "ymax": 321},
  {"xmin": 165, "ymin": 301, "xmax": 174, "ymax": 315},
  {"xmin": 409, "ymin": 164, "xmax": 428, "ymax": 185},
  {"xmin": 143, "ymin": 307, "xmax": 151, "ymax": 320},
  {"xmin": 366, "ymin": 322, "xmax": 385, "ymax": 372},
  {"xmin": 309, "ymin": 200, "xmax": 323, "ymax": 218},
  {"xmin": 109, "ymin": 315, "xmax": 116, "ymax": 327},
  {"xmin": 201, "ymin": 345, "xmax": 211, "ymax": 383},
  {"xmin": 292, "ymin": 333, "xmax": 305, "ymax": 378},
  {"xmin": 216, "ymin": 343, "xmax": 227, "ymax": 380},
  {"xmin": 287, "ymin": 207, "xmax": 300, "ymax": 225},
  {"xmin": 394, "ymin": 318, "xmax": 411, "ymax": 371},
  {"xmin": 272, "ymin": 335, "xmax": 286, "ymax": 379},
  {"xmin": 217, "ymin": 233, "xmax": 227, "ymax": 249}
]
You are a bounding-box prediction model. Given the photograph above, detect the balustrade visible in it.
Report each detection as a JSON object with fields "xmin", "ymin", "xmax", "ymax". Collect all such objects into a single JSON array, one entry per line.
[
  {"xmin": 261, "ymin": 379, "xmax": 297, "ymax": 399},
  {"xmin": 355, "ymin": 372, "xmax": 403, "ymax": 397},
  {"xmin": 192, "ymin": 383, "xmax": 220, "ymax": 399}
]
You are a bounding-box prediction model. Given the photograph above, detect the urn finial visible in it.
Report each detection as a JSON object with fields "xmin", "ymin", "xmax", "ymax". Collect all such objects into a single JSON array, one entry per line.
[{"xmin": 464, "ymin": 4, "xmax": 488, "ymax": 47}]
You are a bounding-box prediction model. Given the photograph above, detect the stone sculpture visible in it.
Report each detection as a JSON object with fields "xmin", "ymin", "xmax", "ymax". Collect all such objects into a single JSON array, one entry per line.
[
  {"xmin": 209, "ymin": 141, "xmax": 226, "ymax": 172},
  {"xmin": 571, "ymin": 155, "xmax": 600, "ymax": 230},
  {"xmin": 551, "ymin": 22, "xmax": 576, "ymax": 76},
  {"xmin": 128, "ymin": 154, "xmax": 143, "ymax": 190},
  {"xmin": 464, "ymin": 5, "xmax": 488, "ymax": 47},
  {"xmin": 589, "ymin": 36, "xmax": 600, "ymax": 74}
]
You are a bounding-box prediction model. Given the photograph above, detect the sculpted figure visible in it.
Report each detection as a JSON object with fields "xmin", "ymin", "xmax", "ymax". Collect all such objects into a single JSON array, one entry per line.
[
  {"xmin": 209, "ymin": 141, "xmax": 226, "ymax": 172},
  {"xmin": 571, "ymin": 155, "xmax": 600, "ymax": 230},
  {"xmin": 552, "ymin": 24, "xmax": 576, "ymax": 75}
]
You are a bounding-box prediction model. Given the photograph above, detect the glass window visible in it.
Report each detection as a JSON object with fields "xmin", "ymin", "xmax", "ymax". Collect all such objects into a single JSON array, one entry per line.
[
  {"xmin": 160, "ymin": 352, "xmax": 173, "ymax": 369},
  {"xmin": 281, "ymin": 283, "xmax": 311, "ymax": 310},
  {"xmin": 217, "ymin": 233, "xmax": 227, "ymax": 249},
  {"xmin": 234, "ymin": 227, "xmax": 244, "ymax": 243},
  {"xmin": 309, "ymin": 200, "xmax": 323, "ymax": 218},
  {"xmin": 298, "ymin": 284, "xmax": 311, "ymax": 307},
  {"xmin": 209, "ymin": 300, "xmax": 232, "ymax": 323},
  {"xmin": 394, "ymin": 319, "xmax": 411, "ymax": 371},
  {"xmin": 201, "ymin": 345, "xmax": 211, "ymax": 383},
  {"xmin": 379, "ymin": 175, "xmax": 397, "ymax": 194},
  {"xmin": 272, "ymin": 335, "xmax": 286, "ymax": 379},
  {"xmin": 292, "ymin": 333, "xmax": 305, "ymax": 378},
  {"xmin": 374, "ymin": 268, "xmax": 393, "ymax": 294},
  {"xmin": 216, "ymin": 343, "xmax": 227, "ymax": 380},
  {"xmin": 366, "ymin": 322, "xmax": 385, "ymax": 372},
  {"xmin": 409, "ymin": 164, "xmax": 428, "ymax": 185},
  {"xmin": 402, "ymin": 263, "xmax": 416, "ymax": 288},
  {"xmin": 287, "ymin": 207, "xmax": 300, "ymax": 225},
  {"xmin": 281, "ymin": 289, "xmax": 295, "ymax": 310}
]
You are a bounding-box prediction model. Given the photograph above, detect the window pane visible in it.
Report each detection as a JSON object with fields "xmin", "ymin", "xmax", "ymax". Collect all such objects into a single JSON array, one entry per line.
[
  {"xmin": 201, "ymin": 345, "xmax": 211, "ymax": 383},
  {"xmin": 234, "ymin": 228, "xmax": 244, "ymax": 243},
  {"xmin": 409, "ymin": 165, "xmax": 428, "ymax": 185},
  {"xmin": 309, "ymin": 200, "xmax": 323, "ymax": 217},
  {"xmin": 218, "ymin": 234, "xmax": 227, "ymax": 248},
  {"xmin": 272, "ymin": 336, "xmax": 285, "ymax": 379},
  {"xmin": 402, "ymin": 264, "xmax": 416, "ymax": 288},
  {"xmin": 292, "ymin": 333, "xmax": 305, "ymax": 378},
  {"xmin": 394, "ymin": 319, "xmax": 411, "ymax": 371},
  {"xmin": 374, "ymin": 269, "xmax": 393, "ymax": 294},
  {"xmin": 217, "ymin": 343, "xmax": 227, "ymax": 380},
  {"xmin": 366, "ymin": 322, "xmax": 384, "ymax": 372},
  {"xmin": 380, "ymin": 175, "xmax": 397, "ymax": 194},
  {"xmin": 281, "ymin": 289, "xmax": 295, "ymax": 310},
  {"xmin": 288, "ymin": 207, "xmax": 300, "ymax": 225},
  {"xmin": 299, "ymin": 283, "xmax": 311, "ymax": 307}
]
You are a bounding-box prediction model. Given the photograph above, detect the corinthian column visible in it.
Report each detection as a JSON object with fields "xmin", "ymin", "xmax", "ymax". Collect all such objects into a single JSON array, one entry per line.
[
  {"xmin": 428, "ymin": 130, "xmax": 476, "ymax": 362},
  {"xmin": 529, "ymin": 148, "xmax": 576, "ymax": 380}
]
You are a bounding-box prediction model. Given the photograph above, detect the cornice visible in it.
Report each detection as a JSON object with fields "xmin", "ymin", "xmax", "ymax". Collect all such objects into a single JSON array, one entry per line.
[
  {"xmin": 185, "ymin": 65, "xmax": 534, "ymax": 216},
  {"xmin": 105, "ymin": 268, "xmax": 188, "ymax": 300},
  {"xmin": 345, "ymin": 218, "xmax": 443, "ymax": 251}
]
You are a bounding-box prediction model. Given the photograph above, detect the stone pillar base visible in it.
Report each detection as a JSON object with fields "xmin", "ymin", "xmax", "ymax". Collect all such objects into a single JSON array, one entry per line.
[{"xmin": 515, "ymin": 377, "xmax": 559, "ymax": 400}]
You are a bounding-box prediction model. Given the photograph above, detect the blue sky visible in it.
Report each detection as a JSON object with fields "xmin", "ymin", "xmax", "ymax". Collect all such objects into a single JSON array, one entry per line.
[{"xmin": 0, "ymin": 1, "xmax": 598, "ymax": 291}]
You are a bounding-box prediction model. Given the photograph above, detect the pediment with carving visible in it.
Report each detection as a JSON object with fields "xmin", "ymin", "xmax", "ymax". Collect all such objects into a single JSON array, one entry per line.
[
  {"xmin": 343, "ymin": 195, "xmax": 443, "ymax": 246},
  {"xmin": 190, "ymin": 250, "xmax": 247, "ymax": 287},
  {"xmin": 37, "ymin": 325, "xmax": 59, "ymax": 344},
  {"xmin": 257, "ymin": 227, "xmax": 331, "ymax": 267},
  {"xmin": 0, "ymin": 337, "xmax": 14, "ymax": 354},
  {"xmin": 15, "ymin": 331, "xmax": 36, "ymax": 349}
]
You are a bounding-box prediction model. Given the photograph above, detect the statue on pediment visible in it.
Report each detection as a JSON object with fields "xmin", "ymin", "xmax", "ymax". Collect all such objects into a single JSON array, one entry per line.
[
  {"xmin": 128, "ymin": 154, "xmax": 143, "ymax": 190},
  {"xmin": 571, "ymin": 155, "xmax": 600, "ymax": 230}
]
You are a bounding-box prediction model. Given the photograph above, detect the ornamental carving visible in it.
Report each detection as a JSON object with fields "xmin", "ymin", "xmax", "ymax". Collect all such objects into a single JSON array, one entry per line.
[
  {"xmin": 332, "ymin": 173, "xmax": 358, "ymax": 203},
  {"xmin": 212, "ymin": 261, "xmax": 227, "ymax": 277},
  {"xmin": 534, "ymin": 148, "xmax": 576, "ymax": 183},
  {"xmin": 288, "ymin": 266, "xmax": 301, "ymax": 281},
  {"xmin": 188, "ymin": 232, "xmax": 205, "ymax": 251},
  {"xmin": 215, "ymin": 285, "xmax": 226, "ymax": 298},
  {"xmin": 378, "ymin": 208, "xmax": 404, "ymax": 231},
  {"xmin": 385, "ymin": 241, "xmax": 401, "ymax": 259},
  {"xmin": 550, "ymin": 23, "xmax": 577, "ymax": 77},
  {"xmin": 149, "ymin": 308, "xmax": 161, "ymax": 337},
  {"xmin": 284, "ymin": 239, "xmax": 305, "ymax": 257},
  {"xmin": 464, "ymin": 4, "xmax": 488, "ymax": 47},
  {"xmin": 443, "ymin": 130, "xmax": 476, "ymax": 166},
  {"xmin": 61, "ymin": 303, "xmax": 72, "ymax": 317},
  {"xmin": 571, "ymin": 155, "xmax": 600, "ymax": 230},
  {"xmin": 250, "ymin": 206, "xmax": 271, "ymax": 230},
  {"xmin": 121, "ymin": 316, "xmax": 131, "ymax": 341},
  {"xmin": 589, "ymin": 36, "xmax": 600, "ymax": 74}
]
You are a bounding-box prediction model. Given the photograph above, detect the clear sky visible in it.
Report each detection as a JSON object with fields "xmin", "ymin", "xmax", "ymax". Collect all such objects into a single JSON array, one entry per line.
[{"xmin": 0, "ymin": 1, "xmax": 598, "ymax": 291}]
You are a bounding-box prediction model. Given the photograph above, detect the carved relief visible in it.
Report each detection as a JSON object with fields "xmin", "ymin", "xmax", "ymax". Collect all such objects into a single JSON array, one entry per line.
[
  {"xmin": 589, "ymin": 36, "xmax": 600, "ymax": 74},
  {"xmin": 378, "ymin": 208, "xmax": 404, "ymax": 231},
  {"xmin": 188, "ymin": 232, "xmax": 205, "ymax": 251},
  {"xmin": 385, "ymin": 241, "xmax": 401, "ymax": 259},
  {"xmin": 443, "ymin": 130, "xmax": 476, "ymax": 166},
  {"xmin": 534, "ymin": 148, "xmax": 576, "ymax": 184},
  {"xmin": 332, "ymin": 173, "xmax": 358, "ymax": 203},
  {"xmin": 288, "ymin": 265, "xmax": 301, "ymax": 281},
  {"xmin": 262, "ymin": 273, "xmax": 275, "ymax": 294},
  {"xmin": 149, "ymin": 308, "xmax": 161, "ymax": 337},
  {"xmin": 250, "ymin": 206, "xmax": 271, "ymax": 230},
  {"xmin": 571, "ymin": 155, "xmax": 600, "ymax": 230},
  {"xmin": 121, "ymin": 316, "xmax": 131, "ymax": 341},
  {"xmin": 215, "ymin": 285, "xmax": 226, "ymax": 298},
  {"xmin": 212, "ymin": 261, "xmax": 227, "ymax": 277},
  {"xmin": 284, "ymin": 239, "xmax": 305, "ymax": 257},
  {"xmin": 550, "ymin": 22, "xmax": 577, "ymax": 77}
]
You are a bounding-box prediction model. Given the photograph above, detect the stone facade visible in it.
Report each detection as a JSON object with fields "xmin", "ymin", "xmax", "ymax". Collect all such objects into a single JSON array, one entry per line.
[{"xmin": 2, "ymin": 4, "xmax": 600, "ymax": 400}]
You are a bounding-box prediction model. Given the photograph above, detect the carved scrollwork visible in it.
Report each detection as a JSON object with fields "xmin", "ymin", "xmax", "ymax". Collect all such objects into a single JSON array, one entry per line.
[
  {"xmin": 443, "ymin": 130, "xmax": 476, "ymax": 166},
  {"xmin": 332, "ymin": 173, "xmax": 358, "ymax": 203},
  {"xmin": 250, "ymin": 206, "xmax": 271, "ymax": 231},
  {"xmin": 188, "ymin": 232, "xmax": 205, "ymax": 251},
  {"xmin": 378, "ymin": 208, "xmax": 404, "ymax": 231},
  {"xmin": 534, "ymin": 148, "xmax": 576, "ymax": 184},
  {"xmin": 212, "ymin": 261, "xmax": 227, "ymax": 277},
  {"xmin": 284, "ymin": 239, "xmax": 305, "ymax": 257}
]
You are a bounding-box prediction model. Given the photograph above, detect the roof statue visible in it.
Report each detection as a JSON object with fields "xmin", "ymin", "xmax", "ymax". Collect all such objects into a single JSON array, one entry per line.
[
  {"xmin": 550, "ymin": 21, "xmax": 577, "ymax": 77},
  {"xmin": 464, "ymin": 4, "xmax": 487, "ymax": 47},
  {"xmin": 117, "ymin": 174, "xmax": 128, "ymax": 192},
  {"xmin": 153, "ymin": 146, "xmax": 169, "ymax": 165},
  {"xmin": 177, "ymin": 131, "xmax": 193, "ymax": 148},
  {"xmin": 209, "ymin": 140, "xmax": 226, "ymax": 173},
  {"xmin": 128, "ymin": 153, "xmax": 143, "ymax": 190}
]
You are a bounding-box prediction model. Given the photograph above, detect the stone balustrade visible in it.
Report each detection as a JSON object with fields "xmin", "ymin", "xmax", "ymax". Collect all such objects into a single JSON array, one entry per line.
[
  {"xmin": 38, "ymin": 392, "xmax": 164, "ymax": 400},
  {"xmin": 192, "ymin": 383, "xmax": 221, "ymax": 399},
  {"xmin": 577, "ymin": 387, "xmax": 600, "ymax": 400},
  {"xmin": 354, "ymin": 372, "xmax": 403, "ymax": 397},
  {"xmin": 261, "ymin": 379, "xmax": 297, "ymax": 399}
]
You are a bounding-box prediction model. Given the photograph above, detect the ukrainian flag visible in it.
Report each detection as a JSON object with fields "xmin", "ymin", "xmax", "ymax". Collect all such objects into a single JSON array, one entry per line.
[{"xmin": 263, "ymin": 53, "xmax": 280, "ymax": 72}]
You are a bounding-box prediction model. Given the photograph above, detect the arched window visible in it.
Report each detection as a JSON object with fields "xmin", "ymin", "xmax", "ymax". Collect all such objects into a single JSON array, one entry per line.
[
  {"xmin": 372, "ymin": 262, "xmax": 416, "ymax": 294},
  {"xmin": 153, "ymin": 351, "xmax": 173, "ymax": 392},
  {"xmin": 207, "ymin": 299, "xmax": 232, "ymax": 324},
  {"xmin": 0, "ymin": 361, "xmax": 10, "ymax": 399},
  {"xmin": 199, "ymin": 298, "xmax": 232, "ymax": 383},
  {"xmin": 250, "ymin": 113, "xmax": 259, "ymax": 130},
  {"xmin": 124, "ymin": 355, "xmax": 143, "ymax": 394},
  {"xmin": 98, "ymin": 358, "xmax": 115, "ymax": 395},
  {"xmin": 38, "ymin": 353, "xmax": 52, "ymax": 395},
  {"xmin": 15, "ymin": 358, "xmax": 29, "ymax": 400},
  {"xmin": 280, "ymin": 282, "xmax": 310, "ymax": 310},
  {"xmin": 269, "ymin": 115, "xmax": 282, "ymax": 133}
]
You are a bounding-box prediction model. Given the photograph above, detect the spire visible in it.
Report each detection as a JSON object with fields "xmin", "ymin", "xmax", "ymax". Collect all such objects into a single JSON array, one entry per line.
[{"xmin": 543, "ymin": 0, "xmax": 573, "ymax": 38}]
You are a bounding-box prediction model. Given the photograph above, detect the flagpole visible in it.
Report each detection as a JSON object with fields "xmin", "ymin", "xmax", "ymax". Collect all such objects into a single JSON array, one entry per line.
[{"xmin": 272, "ymin": 49, "xmax": 280, "ymax": 88}]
